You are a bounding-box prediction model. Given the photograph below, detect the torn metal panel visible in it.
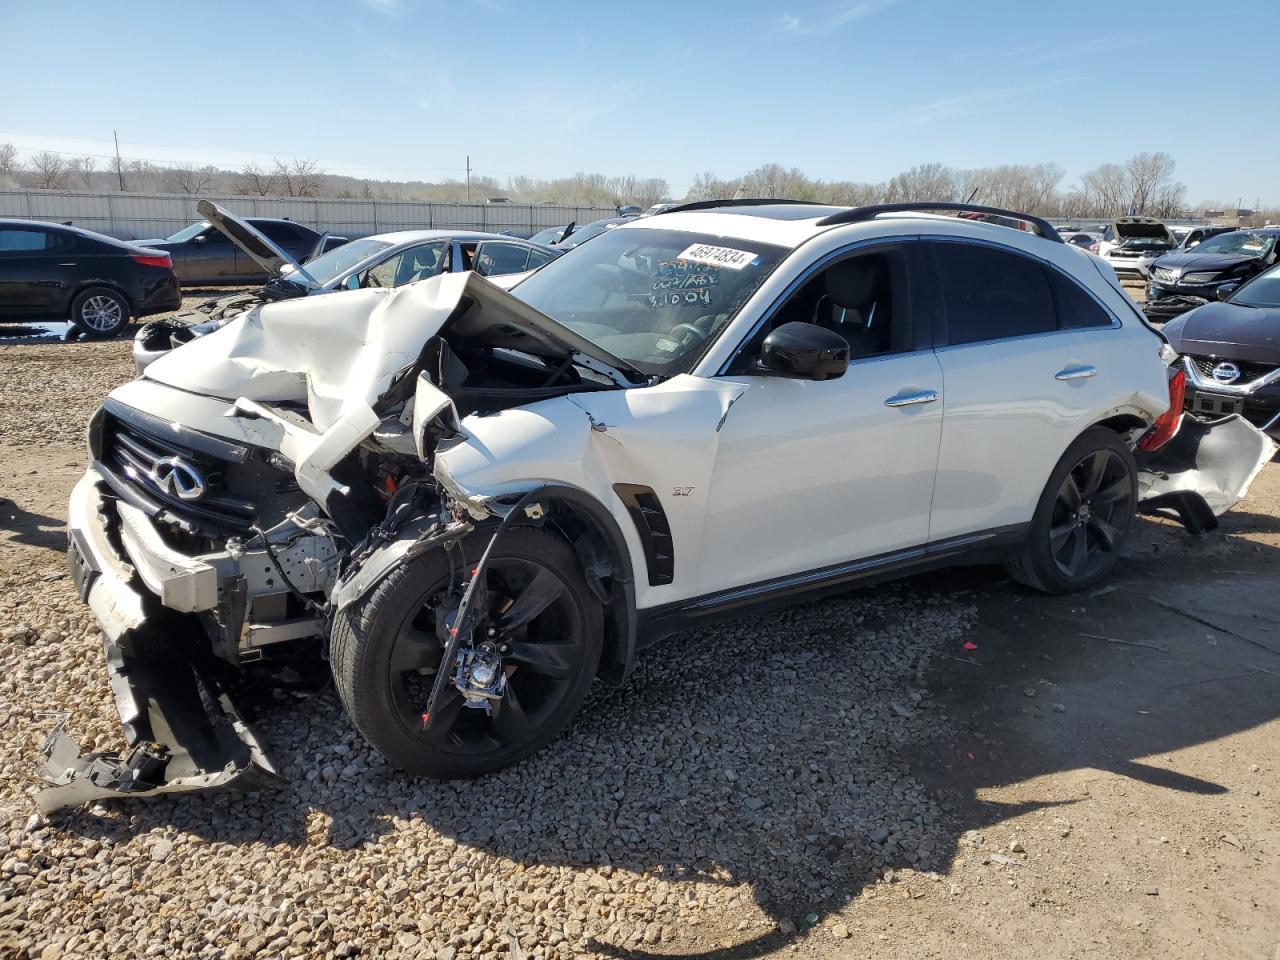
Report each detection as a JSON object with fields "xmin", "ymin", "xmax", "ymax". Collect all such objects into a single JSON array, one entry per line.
[
  {"xmin": 1137, "ymin": 413, "xmax": 1277, "ymax": 518},
  {"xmin": 37, "ymin": 630, "xmax": 282, "ymax": 815}
]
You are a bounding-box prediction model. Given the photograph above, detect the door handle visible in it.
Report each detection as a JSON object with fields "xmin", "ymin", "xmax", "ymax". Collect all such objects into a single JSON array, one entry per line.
[
  {"xmin": 884, "ymin": 389, "xmax": 939, "ymax": 408},
  {"xmin": 57, "ymin": 262, "xmax": 77, "ymax": 267},
  {"xmin": 1055, "ymin": 364, "xmax": 1097, "ymax": 381}
]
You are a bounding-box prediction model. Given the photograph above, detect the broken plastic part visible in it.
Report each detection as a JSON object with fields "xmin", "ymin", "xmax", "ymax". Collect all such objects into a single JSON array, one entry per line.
[
  {"xmin": 1137, "ymin": 413, "xmax": 1277, "ymax": 520},
  {"xmin": 37, "ymin": 627, "xmax": 283, "ymax": 814}
]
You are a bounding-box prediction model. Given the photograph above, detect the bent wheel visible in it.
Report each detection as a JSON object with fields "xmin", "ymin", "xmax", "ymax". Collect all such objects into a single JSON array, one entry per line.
[
  {"xmin": 1008, "ymin": 427, "xmax": 1137, "ymax": 594},
  {"xmin": 330, "ymin": 526, "xmax": 602, "ymax": 778}
]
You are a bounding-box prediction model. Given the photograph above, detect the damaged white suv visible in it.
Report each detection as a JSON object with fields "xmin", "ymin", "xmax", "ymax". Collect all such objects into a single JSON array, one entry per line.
[{"xmin": 41, "ymin": 201, "xmax": 1275, "ymax": 811}]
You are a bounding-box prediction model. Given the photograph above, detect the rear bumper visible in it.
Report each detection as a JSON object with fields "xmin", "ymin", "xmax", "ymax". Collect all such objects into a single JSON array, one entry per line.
[{"xmin": 134, "ymin": 275, "xmax": 182, "ymax": 318}]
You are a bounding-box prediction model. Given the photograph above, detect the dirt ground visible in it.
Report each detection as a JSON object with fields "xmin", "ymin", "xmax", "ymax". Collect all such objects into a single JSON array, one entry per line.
[{"xmin": 1, "ymin": 292, "xmax": 1278, "ymax": 959}]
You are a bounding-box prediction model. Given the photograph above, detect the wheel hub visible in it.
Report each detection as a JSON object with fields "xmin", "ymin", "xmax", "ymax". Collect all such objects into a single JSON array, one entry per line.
[{"xmin": 453, "ymin": 643, "xmax": 507, "ymax": 711}]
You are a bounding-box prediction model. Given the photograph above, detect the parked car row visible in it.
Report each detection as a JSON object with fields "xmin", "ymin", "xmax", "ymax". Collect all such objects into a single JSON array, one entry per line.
[
  {"xmin": 132, "ymin": 200, "xmax": 562, "ymax": 368},
  {"xmin": 0, "ymin": 201, "xmax": 566, "ymax": 339}
]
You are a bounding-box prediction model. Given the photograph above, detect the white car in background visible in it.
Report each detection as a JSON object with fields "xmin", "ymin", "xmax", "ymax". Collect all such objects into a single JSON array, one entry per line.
[
  {"xmin": 1097, "ymin": 216, "xmax": 1177, "ymax": 278},
  {"xmin": 40, "ymin": 199, "xmax": 1274, "ymax": 810}
]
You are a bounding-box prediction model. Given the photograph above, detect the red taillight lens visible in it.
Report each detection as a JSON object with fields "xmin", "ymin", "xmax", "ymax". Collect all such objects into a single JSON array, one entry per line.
[
  {"xmin": 1137, "ymin": 366, "xmax": 1186, "ymax": 452},
  {"xmin": 133, "ymin": 253, "xmax": 172, "ymax": 269}
]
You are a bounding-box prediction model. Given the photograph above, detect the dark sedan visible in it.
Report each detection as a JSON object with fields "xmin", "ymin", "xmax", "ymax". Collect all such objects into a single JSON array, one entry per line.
[
  {"xmin": 1146, "ymin": 228, "xmax": 1280, "ymax": 321},
  {"xmin": 138, "ymin": 216, "xmax": 346, "ymax": 285},
  {"xmin": 0, "ymin": 219, "xmax": 180, "ymax": 337},
  {"xmin": 1163, "ymin": 261, "xmax": 1280, "ymax": 438}
]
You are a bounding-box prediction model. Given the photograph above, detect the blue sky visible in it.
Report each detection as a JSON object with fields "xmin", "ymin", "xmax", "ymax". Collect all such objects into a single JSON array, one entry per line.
[{"xmin": 1, "ymin": 0, "xmax": 1275, "ymax": 204}]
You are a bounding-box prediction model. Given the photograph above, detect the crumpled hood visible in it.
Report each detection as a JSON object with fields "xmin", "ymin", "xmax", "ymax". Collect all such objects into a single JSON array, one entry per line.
[
  {"xmin": 1163, "ymin": 302, "xmax": 1280, "ymax": 365},
  {"xmin": 141, "ymin": 271, "xmax": 635, "ymax": 433}
]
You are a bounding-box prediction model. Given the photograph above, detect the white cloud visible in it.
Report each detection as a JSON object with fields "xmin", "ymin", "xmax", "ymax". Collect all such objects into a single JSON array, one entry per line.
[{"xmin": 780, "ymin": 0, "xmax": 899, "ymax": 36}]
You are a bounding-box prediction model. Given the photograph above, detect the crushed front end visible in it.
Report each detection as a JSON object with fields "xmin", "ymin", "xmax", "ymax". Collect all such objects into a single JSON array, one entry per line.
[{"xmin": 39, "ymin": 399, "xmax": 343, "ymax": 813}]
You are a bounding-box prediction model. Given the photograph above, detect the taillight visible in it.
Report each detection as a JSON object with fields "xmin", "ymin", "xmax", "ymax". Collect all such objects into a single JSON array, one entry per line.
[
  {"xmin": 133, "ymin": 253, "xmax": 172, "ymax": 269},
  {"xmin": 1137, "ymin": 366, "xmax": 1186, "ymax": 452}
]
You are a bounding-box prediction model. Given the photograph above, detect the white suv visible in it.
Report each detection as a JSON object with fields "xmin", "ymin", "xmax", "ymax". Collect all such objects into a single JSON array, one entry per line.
[{"xmin": 40, "ymin": 201, "xmax": 1273, "ymax": 810}]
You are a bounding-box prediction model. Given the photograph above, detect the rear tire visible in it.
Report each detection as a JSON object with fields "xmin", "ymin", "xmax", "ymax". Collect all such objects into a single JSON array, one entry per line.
[
  {"xmin": 70, "ymin": 287, "xmax": 130, "ymax": 338},
  {"xmin": 330, "ymin": 526, "xmax": 603, "ymax": 778},
  {"xmin": 1007, "ymin": 427, "xmax": 1137, "ymax": 594}
]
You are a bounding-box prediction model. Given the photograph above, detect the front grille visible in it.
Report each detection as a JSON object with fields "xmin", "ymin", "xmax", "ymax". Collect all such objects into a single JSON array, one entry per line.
[
  {"xmin": 101, "ymin": 414, "xmax": 259, "ymax": 535},
  {"xmin": 1190, "ymin": 355, "xmax": 1279, "ymax": 384}
]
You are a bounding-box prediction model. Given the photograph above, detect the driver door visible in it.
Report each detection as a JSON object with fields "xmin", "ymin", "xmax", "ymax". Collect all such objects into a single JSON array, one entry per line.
[{"xmin": 693, "ymin": 242, "xmax": 944, "ymax": 597}]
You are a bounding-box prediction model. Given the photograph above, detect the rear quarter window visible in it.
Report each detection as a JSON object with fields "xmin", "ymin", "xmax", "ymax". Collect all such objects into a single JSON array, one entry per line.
[
  {"xmin": 1050, "ymin": 270, "xmax": 1114, "ymax": 329},
  {"xmin": 931, "ymin": 242, "xmax": 1056, "ymax": 345}
]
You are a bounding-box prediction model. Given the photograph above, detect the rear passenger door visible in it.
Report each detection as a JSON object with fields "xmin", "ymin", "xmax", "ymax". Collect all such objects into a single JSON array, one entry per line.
[{"xmin": 924, "ymin": 240, "xmax": 1120, "ymax": 542}]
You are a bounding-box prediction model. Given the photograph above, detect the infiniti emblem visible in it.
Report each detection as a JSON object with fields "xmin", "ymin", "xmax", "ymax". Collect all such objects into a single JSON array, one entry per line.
[
  {"xmin": 149, "ymin": 456, "xmax": 207, "ymax": 501},
  {"xmin": 1211, "ymin": 361, "xmax": 1241, "ymax": 385}
]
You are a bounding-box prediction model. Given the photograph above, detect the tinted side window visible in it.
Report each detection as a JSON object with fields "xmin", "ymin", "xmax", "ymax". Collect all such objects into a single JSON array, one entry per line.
[
  {"xmin": 474, "ymin": 242, "xmax": 531, "ymax": 277},
  {"xmin": 0, "ymin": 228, "xmax": 50, "ymax": 252},
  {"xmin": 1051, "ymin": 271, "xmax": 1113, "ymax": 329},
  {"xmin": 931, "ymin": 243, "xmax": 1055, "ymax": 345},
  {"xmin": 526, "ymin": 248, "xmax": 553, "ymax": 270},
  {"xmin": 257, "ymin": 221, "xmax": 304, "ymax": 243}
]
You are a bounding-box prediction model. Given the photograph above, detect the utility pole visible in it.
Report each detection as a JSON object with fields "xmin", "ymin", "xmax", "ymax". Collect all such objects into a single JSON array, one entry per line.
[
  {"xmin": 466, "ymin": 155, "xmax": 471, "ymax": 202},
  {"xmin": 113, "ymin": 130, "xmax": 125, "ymax": 191}
]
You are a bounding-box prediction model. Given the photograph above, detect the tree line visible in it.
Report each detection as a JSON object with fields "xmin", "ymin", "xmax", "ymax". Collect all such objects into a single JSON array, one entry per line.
[{"xmin": 0, "ymin": 142, "xmax": 1268, "ymax": 222}]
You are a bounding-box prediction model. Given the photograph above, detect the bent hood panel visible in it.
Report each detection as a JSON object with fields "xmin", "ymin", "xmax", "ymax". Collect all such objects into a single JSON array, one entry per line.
[
  {"xmin": 196, "ymin": 199, "xmax": 300, "ymax": 277},
  {"xmin": 142, "ymin": 271, "xmax": 634, "ymax": 433}
]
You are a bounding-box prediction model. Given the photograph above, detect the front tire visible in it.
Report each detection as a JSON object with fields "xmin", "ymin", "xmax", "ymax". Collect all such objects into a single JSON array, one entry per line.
[
  {"xmin": 70, "ymin": 287, "xmax": 131, "ymax": 338},
  {"xmin": 330, "ymin": 526, "xmax": 603, "ymax": 778},
  {"xmin": 1008, "ymin": 427, "xmax": 1137, "ymax": 594}
]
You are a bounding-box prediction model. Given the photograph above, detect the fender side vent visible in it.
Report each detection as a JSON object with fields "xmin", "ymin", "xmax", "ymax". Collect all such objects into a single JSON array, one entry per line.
[{"xmin": 613, "ymin": 484, "xmax": 674, "ymax": 586}]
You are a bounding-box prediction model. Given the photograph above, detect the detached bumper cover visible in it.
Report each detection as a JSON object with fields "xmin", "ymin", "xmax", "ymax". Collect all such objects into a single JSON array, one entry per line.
[
  {"xmin": 38, "ymin": 472, "xmax": 283, "ymax": 814},
  {"xmin": 1137, "ymin": 414, "xmax": 1277, "ymax": 531}
]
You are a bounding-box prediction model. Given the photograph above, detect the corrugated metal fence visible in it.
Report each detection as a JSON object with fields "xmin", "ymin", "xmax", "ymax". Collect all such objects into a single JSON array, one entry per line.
[{"xmin": 0, "ymin": 189, "xmax": 618, "ymax": 241}]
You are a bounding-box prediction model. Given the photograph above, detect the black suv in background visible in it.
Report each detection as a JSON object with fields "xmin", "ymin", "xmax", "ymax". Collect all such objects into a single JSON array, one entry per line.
[
  {"xmin": 0, "ymin": 219, "xmax": 180, "ymax": 337},
  {"xmin": 138, "ymin": 217, "xmax": 347, "ymax": 284},
  {"xmin": 1146, "ymin": 228, "xmax": 1280, "ymax": 320}
]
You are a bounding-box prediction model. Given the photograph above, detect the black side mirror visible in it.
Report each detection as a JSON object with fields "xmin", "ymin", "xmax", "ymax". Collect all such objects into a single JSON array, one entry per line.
[
  {"xmin": 191, "ymin": 235, "xmax": 206, "ymax": 246},
  {"xmin": 1217, "ymin": 282, "xmax": 1239, "ymax": 302},
  {"xmin": 759, "ymin": 321, "xmax": 849, "ymax": 380}
]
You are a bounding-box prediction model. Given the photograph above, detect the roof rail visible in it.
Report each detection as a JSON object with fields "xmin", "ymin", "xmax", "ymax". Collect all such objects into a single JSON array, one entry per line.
[
  {"xmin": 653, "ymin": 198, "xmax": 828, "ymax": 215},
  {"xmin": 815, "ymin": 202, "xmax": 1063, "ymax": 242}
]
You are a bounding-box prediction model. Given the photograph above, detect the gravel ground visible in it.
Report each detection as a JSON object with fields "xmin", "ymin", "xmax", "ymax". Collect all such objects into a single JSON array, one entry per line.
[{"xmin": 1, "ymin": 289, "xmax": 1277, "ymax": 959}]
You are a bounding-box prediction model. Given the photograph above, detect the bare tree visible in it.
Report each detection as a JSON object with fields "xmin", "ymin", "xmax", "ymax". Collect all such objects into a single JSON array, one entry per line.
[
  {"xmin": 165, "ymin": 163, "xmax": 217, "ymax": 194},
  {"xmin": 66, "ymin": 155, "xmax": 97, "ymax": 189},
  {"xmin": 0, "ymin": 143, "xmax": 18, "ymax": 184},
  {"xmin": 739, "ymin": 163, "xmax": 813, "ymax": 199},
  {"xmin": 272, "ymin": 158, "xmax": 323, "ymax": 197},
  {"xmin": 1079, "ymin": 163, "xmax": 1130, "ymax": 216},
  {"xmin": 883, "ymin": 162, "xmax": 955, "ymax": 203},
  {"xmin": 125, "ymin": 159, "xmax": 159, "ymax": 193},
  {"xmin": 25, "ymin": 151, "xmax": 68, "ymax": 189},
  {"xmin": 234, "ymin": 162, "xmax": 277, "ymax": 196},
  {"xmin": 1126, "ymin": 151, "xmax": 1177, "ymax": 215}
]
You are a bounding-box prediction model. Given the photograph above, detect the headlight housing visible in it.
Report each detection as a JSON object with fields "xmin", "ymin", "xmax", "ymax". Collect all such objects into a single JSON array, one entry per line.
[{"xmin": 1182, "ymin": 272, "xmax": 1221, "ymax": 284}]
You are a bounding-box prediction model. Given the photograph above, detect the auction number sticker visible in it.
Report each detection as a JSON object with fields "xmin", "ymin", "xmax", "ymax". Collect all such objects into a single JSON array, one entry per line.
[{"xmin": 675, "ymin": 243, "xmax": 758, "ymax": 271}]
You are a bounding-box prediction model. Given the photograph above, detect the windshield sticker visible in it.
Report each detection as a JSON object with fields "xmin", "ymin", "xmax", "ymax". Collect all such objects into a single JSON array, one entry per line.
[{"xmin": 675, "ymin": 243, "xmax": 758, "ymax": 271}]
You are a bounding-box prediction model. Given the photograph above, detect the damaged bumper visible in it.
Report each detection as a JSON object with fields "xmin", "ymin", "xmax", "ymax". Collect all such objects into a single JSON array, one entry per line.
[
  {"xmin": 38, "ymin": 471, "xmax": 303, "ymax": 813},
  {"xmin": 1137, "ymin": 413, "xmax": 1277, "ymax": 531}
]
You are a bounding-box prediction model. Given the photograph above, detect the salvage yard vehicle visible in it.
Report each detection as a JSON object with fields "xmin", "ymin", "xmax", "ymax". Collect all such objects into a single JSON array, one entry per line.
[
  {"xmin": 0, "ymin": 219, "xmax": 180, "ymax": 337},
  {"xmin": 38, "ymin": 200, "xmax": 1276, "ymax": 811},
  {"xmin": 138, "ymin": 213, "xmax": 347, "ymax": 285},
  {"xmin": 1163, "ymin": 260, "xmax": 1280, "ymax": 439},
  {"xmin": 133, "ymin": 200, "xmax": 562, "ymax": 372},
  {"xmin": 1097, "ymin": 216, "xmax": 1177, "ymax": 278},
  {"xmin": 1145, "ymin": 228, "xmax": 1280, "ymax": 321}
]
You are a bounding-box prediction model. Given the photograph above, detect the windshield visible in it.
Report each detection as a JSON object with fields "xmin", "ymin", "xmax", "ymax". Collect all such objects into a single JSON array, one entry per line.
[
  {"xmin": 166, "ymin": 221, "xmax": 209, "ymax": 242},
  {"xmin": 1232, "ymin": 263, "xmax": 1280, "ymax": 308},
  {"xmin": 512, "ymin": 226, "xmax": 788, "ymax": 377},
  {"xmin": 1194, "ymin": 231, "xmax": 1276, "ymax": 258},
  {"xmin": 278, "ymin": 236, "xmax": 393, "ymax": 289}
]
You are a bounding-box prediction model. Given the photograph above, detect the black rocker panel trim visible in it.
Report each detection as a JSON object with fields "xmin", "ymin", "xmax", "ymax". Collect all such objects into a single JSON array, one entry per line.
[{"xmin": 612, "ymin": 483, "xmax": 675, "ymax": 586}]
